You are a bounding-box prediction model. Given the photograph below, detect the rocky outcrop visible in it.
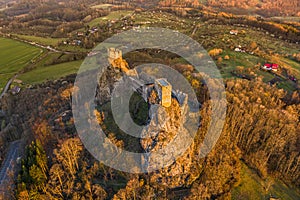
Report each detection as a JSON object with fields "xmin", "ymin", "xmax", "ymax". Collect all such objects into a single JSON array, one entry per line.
[
  {"xmin": 96, "ymin": 67, "xmax": 122, "ymax": 105},
  {"xmin": 140, "ymin": 96, "xmax": 200, "ymax": 188},
  {"xmin": 96, "ymin": 63, "xmax": 201, "ymax": 188}
]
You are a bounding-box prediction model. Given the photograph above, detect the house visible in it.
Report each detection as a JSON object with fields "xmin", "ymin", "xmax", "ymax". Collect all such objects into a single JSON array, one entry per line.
[
  {"xmin": 262, "ymin": 63, "xmax": 279, "ymax": 72},
  {"xmin": 234, "ymin": 48, "xmax": 241, "ymax": 52},
  {"xmin": 234, "ymin": 47, "xmax": 246, "ymax": 53},
  {"xmin": 230, "ymin": 30, "xmax": 239, "ymax": 35},
  {"xmin": 13, "ymin": 79, "xmax": 22, "ymax": 84},
  {"xmin": 271, "ymin": 64, "xmax": 279, "ymax": 72},
  {"xmin": 89, "ymin": 27, "xmax": 98, "ymax": 34},
  {"xmin": 234, "ymin": 45, "xmax": 246, "ymax": 53},
  {"xmin": 289, "ymin": 76, "xmax": 297, "ymax": 82},
  {"xmin": 77, "ymin": 32, "xmax": 84, "ymax": 37},
  {"xmin": 11, "ymin": 86, "xmax": 20, "ymax": 95},
  {"xmin": 71, "ymin": 40, "xmax": 81, "ymax": 46},
  {"xmin": 263, "ymin": 63, "xmax": 272, "ymax": 70}
]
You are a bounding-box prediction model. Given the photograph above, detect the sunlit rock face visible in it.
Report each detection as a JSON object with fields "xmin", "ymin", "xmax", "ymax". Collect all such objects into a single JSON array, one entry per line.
[
  {"xmin": 96, "ymin": 64, "xmax": 201, "ymax": 188},
  {"xmin": 140, "ymin": 97, "xmax": 200, "ymax": 188},
  {"xmin": 96, "ymin": 66, "xmax": 122, "ymax": 105}
]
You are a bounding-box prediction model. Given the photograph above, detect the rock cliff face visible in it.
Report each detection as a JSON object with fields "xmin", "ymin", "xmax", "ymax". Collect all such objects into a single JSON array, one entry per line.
[
  {"xmin": 96, "ymin": 67, "xmax": 122, "ymax": 105},
  {"xmin": 96, "ymin": 65, "xmax": 201, "ymax": 188},
  {"xmin": 140, "ymin": 97, "xmax": 200, "ymax": 188}
]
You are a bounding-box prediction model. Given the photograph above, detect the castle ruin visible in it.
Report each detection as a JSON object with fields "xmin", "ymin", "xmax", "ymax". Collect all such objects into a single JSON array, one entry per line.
[
  {"xmin": 108, "ymin": 48, "xmax": 185, "ymax": 108},
  {"xmin": 108, "ymin": 48, "xmax": 123, "ymax": 65}
]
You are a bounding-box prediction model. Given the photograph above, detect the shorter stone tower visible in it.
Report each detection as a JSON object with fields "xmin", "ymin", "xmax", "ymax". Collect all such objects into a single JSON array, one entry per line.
[
  {"xmin": 155, "ymin": 78, "xmax": 172, "ymax": 108},
  {"xmin": 108, "ymin": 48, "xmax": 122, "ymax": 65}
]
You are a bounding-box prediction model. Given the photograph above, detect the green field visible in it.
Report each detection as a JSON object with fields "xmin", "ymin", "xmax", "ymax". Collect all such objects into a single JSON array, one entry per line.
[
  {"xmin": 269, "ymin": 17, "xmax": 300, "ymax": 23},
  {"xmin": 0, "ymin": 37, "xmax": 42, "ymax": 89},
  {"xmin": 88, "ymin": 10, "xmax": 134, "ymax": 27},
  {"xmin": 13, "ymin": 34, "xmax": 65, "ymax": 47},
  {"xmin": 0, "ymin": 74, "xmax": 9, "ymax": 90},
  {"xmin": 232, "ymin": 162, "xmax": 300, "ymax": 200},
  {"xmin": 91, "ymin": 4, "xmax": 114, "ymax": 9},
  {"xmin": 13, "ymin": 34, "xmax": 88, "ymax": 52},
  {"xmin": 218, "ymin": 50, "xmax": 264, "ymax": 79},
  {"xmin": 19, "ymin": 60, "xmax": 83, "ymax": 84}
]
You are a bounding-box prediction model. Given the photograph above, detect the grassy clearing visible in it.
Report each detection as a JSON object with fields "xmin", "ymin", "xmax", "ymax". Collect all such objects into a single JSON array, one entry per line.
[
  {"xmin": 0, "ymin": 74, "xmax": 10, "ymax": 91},
  {"xmin": 277, "ymin": 81, "xmax": 297, "ymax": 92},
  {"xmin": 58, "ymin": 45, "xmax": 89, "ymax": 53},
  {"xmin": 91, "ymin": 4, "xmax": 113, "ymax": 9},
  {"xmin": 281, "ymin": 58, "xmax": 300, "ymax": 79},
  {"xmin": 0, "ymin": 38, "xmax": 42, "ymax": 74},
  {"xmin": 13, "ymin": 34, "xmax": 88, "ymax": 52},
  {"xmin": 32, "ymin": 52, "xmax": 82, "ymax": 67},
  {"xmin": 13, "ymin": 34, "xmax": 65, "ymax": 47},
  {"xmin": 232, "ymin": 162, "xmax": 265, "ymax": 199},
  {"xmin": 218, "ymin": 50, "xmax": 263, "ymax": 78},
  {"xmin": 217, "ymin": 50, "xmax": 298, "ymax": 92},
  {"xmin": 19, "ymin": 60, "xmax": 82, "ymax": 84},
  {"xmin": 88, "ymin": 10, "xmax": 133, "ymax": 27},
  {"xmin": 0, "ymin": 37, "xmax": 42, "ymax": 88},
  {"xmin": 232, "ymin": 162, "xmax": 300, "ymax": 200},
  {"xmin": 269, "ymin": 17, "xmax": 300, "ymax": 23}
]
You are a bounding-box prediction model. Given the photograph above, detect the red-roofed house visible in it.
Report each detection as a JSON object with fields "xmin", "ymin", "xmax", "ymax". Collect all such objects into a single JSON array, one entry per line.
[
  {"xmin": 263, "ymin": 63, "xmax": 272, "ymax": 70},
  {"xmin": 271, "ymin": 64, "xmax": 279, "ymax": 72},
  {"xmin": 230, "ymin": 30, "xmax": 239, "ymax": 35},
  {"xmin": 262, "ymin": 63, "xmax": 279, "ymax": 72}
]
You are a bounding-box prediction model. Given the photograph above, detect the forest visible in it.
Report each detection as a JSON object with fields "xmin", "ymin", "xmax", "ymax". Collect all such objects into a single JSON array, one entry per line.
[
  {"xmin": 0, "ymin": 56, "xmax": 298, "ymax": 199},
  {"xmin": 0, "ymin": 0, "xmax": 299, "ymax": 199}
]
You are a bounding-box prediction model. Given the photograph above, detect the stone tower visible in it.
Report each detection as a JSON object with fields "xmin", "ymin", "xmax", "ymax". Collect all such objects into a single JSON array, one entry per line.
[
  {"xmin": 108, "ymin": 48, "xmax": 122, "ymax": 65},
  {"xmin": 155, "ymin": 78, "xmax": 172, "ymax": 108}
]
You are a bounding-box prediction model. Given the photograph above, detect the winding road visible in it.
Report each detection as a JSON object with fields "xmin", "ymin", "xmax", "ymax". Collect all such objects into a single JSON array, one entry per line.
[
  {"xmin": 0, "ymin": 74, "xmax": 17, "ymax": 99},
  {"xmin": 25, "ymin": 40, "xmax": 75, "ymax": 55},
  {"xmin": 0, "ymin": 140, "xmax": 23, "ymax": 198}
]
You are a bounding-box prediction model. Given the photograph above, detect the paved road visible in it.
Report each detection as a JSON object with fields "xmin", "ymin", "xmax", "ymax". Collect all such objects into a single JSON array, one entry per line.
[
  {"xmin": 14, "ymin": 37, "xmax": 78, "ymax": 55},
  {"xmin": 0, "ymin": 74, "xmax": 17, "ymax": 99},
  {"xmin": 27, "ymin": 40, "xmax": 74, "ymax": 55},
  {"xmin": 0, "ymin": 140, "xmax": 23, "ymax": 199},
  {"xmin": 0, "ymin": 140, "xmax": 23, "ymax": 185}
]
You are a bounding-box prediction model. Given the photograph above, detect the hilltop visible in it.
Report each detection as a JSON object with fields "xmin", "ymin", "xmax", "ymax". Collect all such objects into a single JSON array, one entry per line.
[
  {"xmin": 131, "ymin": 0, "xmax": 300, "ymax": 16},
  {"xmin": 88, "ymin": 0, "xmax": 300, "ymax": 16},
  {"xmin": 0, "ymin": 1, "xmax": 299, "ymax": 199}
]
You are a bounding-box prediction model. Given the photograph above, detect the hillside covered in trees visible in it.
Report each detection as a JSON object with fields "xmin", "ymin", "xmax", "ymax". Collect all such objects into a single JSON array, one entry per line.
[
  {"xmin": 0, "ymin": 58, "xmax": 299, "ymax": 199},
  {"xmin": 142, "ymin": 0, "xmax": 300, "ymax": 16},
  {"xmin": 0, "ymin": 0, "xmax": 299, "ymax": 199},
  {"xmin": 205, "ymin": 0, "xmax": 300, "ymax": 16}
]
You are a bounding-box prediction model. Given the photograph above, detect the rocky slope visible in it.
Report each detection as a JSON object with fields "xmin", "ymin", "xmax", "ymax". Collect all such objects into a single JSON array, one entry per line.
[{"xmin": 140, "ymin": 97, "xmax": 200, "ymax": 188}]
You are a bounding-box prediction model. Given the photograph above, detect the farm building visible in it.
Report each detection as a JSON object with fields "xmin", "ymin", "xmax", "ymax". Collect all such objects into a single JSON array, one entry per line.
[
  {"xmin": 230, "ymin": 30, "xmax": 239, "ymax": 35},
  {"xmin": 262, "ymin": 63, "xmax": 279, "ymax": 72},
  {"xmin": 11, "ymin": 86, "xmax": 20, "ymax": 95}
]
